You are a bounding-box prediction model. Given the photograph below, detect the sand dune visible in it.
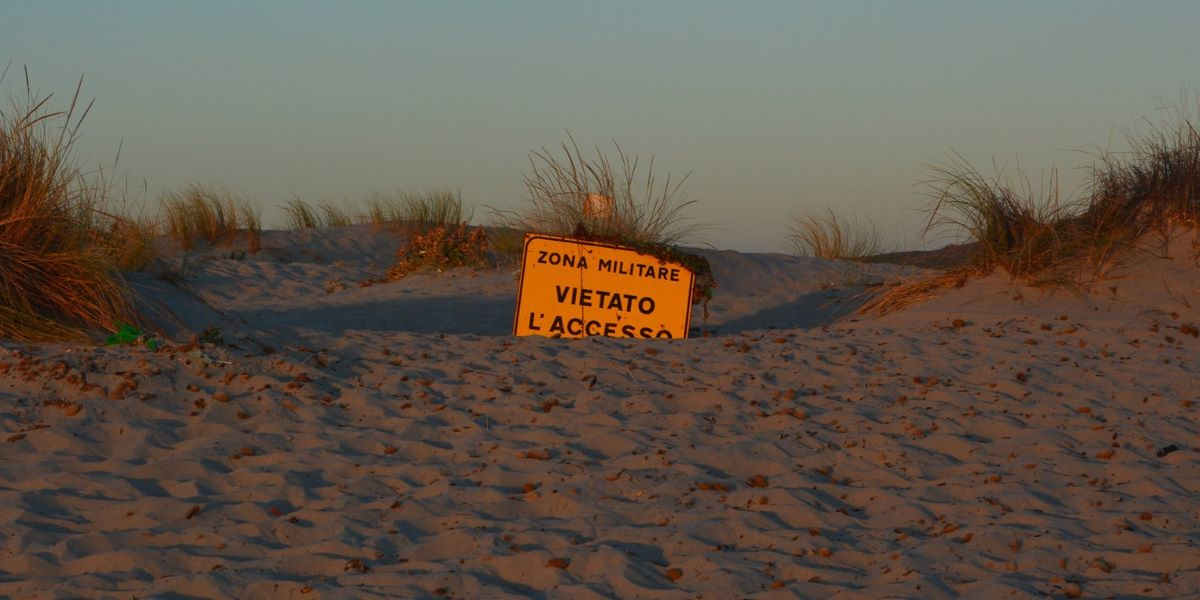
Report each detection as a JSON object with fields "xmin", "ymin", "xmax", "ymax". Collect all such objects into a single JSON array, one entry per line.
[{"xmin": 1, "ymin": 226, "xmax": 1198, "ymax": 598}]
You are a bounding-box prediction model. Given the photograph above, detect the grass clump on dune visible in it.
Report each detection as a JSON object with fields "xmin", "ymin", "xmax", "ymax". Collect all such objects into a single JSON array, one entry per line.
[
  {"xmin": 99, "ymin": 212, "xmax": 161, "ymax": 272},
  {"xmin": 283, "ymin": 196, "xmax": 322, "ymax": 230},
  {"xmin": 508, "ymin": 134, "xmax": 700, "ymax": 248},
  {"xmin": 162, "ymin": 183, "xmax": 259, "ymax": 252},
  {"xmin": 922, "ymin": 156, "xmax": 1086, "ymax": 281},
  {"xmin": 361, "ymin": 192, "xmax": 405, "ymax": 228},
  {"xmin": 397, "ymin": 190, "xmax": 467, "ymax": 233},
  {"xmin": 0, "ymin": 74, "xmax": 135, "ymax": 341},
  {"xmin": 864, "ymin": 104, "xmax": 1200, "ymax": 314},
  {"xmin": 1087, "ymin": 102, "xmax": 1200, "ymax": 249},
  {"xmin": 361, "ymin": 190, "xmax": 466, "ymax": 232},
  {"xmin": 383, "ymin": 223, "xmax": 490, "ymax": 280},
  {"xmin": 284, "ymin": 190, "xmax": 490, "ymax": 281},
  {"xmin": 237, "ymin": 201, "xmax": 262, "ymax": 253},
  {"xmin": 318, "ymin": 200, "xmax": 355, "ymax": 229},
  {"xmin": 285, "ymin": 190, "xmax": 466, "ymax": 233},
  {"xmin": 788, "ymin": 207, "xmax": 884, "ymax": 260}
]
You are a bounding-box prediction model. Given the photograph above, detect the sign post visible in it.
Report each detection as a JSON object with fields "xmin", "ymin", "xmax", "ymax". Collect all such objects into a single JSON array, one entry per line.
[{"xmin": 513, "ymin": 234, "xmax": 695, "ymax": 339}]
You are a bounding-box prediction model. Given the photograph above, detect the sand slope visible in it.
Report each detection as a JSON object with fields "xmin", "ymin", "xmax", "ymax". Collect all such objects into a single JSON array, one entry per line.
[{"xmin": 1, "ymin": 227, "xmax": 1197, "ymax": 598}]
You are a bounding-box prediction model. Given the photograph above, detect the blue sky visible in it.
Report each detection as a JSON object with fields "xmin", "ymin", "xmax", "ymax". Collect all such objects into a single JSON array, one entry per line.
[{"xmin": 5, "ymin": 1, "xmax": 1199, "ymax": 251}]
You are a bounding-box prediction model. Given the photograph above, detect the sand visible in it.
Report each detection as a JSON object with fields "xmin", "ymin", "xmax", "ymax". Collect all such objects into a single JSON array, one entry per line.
[{"xmin": 1, "ymin": 225, "xmax": 1198, "ymax": 598}]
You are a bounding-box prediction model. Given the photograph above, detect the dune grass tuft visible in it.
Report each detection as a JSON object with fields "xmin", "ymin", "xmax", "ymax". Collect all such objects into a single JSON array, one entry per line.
[
  {"xmin": 922, "ymin": 155, "xmax": 1087, "ymax": 281},
  {"xmin": 924, "ymin": 126, "xmax": 1199, "ymax": 284},
  {"xmin": 1087, "ymin": 100, "xmax": 1200, "ymax": 252},
  {"xmin": 360, "ymin": 190, "xmax": 468, "ymax": 232},
  {"xmin": 286, "ymin": 190, "xmax": 468, "ymax": 233},
  {"xmin": 162, "ymin": 183, "xmax": 256, "ymax": 250},
  {"xmin": 400, "ymin": 190, "xmax": 468, "ymax": 233},
  {"xmin": 864, "ymin": 103, "xmax": 1200, "ymax": 315},
  {"xmin": 504, "ymin": 134, "xmax": 701, "ymax": 249},
  {"xmin": 237, "ymin": 201, "xmax": 261, "ymax": 253},
  {"xmin": 0, "ymin": 72, "xmax": 135, "ymax": 340},
  {"xmin": 788, "ymin": 208, "xmax": 884, "ymax": 260},
  {"xmin": 100, "ymin": 213, "xmax": 161, "ymax": 271},
  {"xmin": 318, "ymin": 200, "xmax": 355, "ymax": 229},
  {"xmin": 374, "ymin": 192, "xmax": 486, "ymax": 280},
  {"xmin": 283, "ymin": 196, "xmax": 321, "ymax": 230},
  {"xmin": 362, "ymin": 192, "xmax": 405, "ymax": 228}
]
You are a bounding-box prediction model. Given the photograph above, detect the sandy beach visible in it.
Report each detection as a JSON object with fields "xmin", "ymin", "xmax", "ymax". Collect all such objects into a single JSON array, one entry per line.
[{"xmin": 0, "ymin": 225, "xmax": 1196, "ymax": 598}]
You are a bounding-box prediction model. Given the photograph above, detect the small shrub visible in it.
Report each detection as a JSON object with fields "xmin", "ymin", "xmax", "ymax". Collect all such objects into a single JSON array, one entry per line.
[
  {"xmin": 788, "ymin": 208, "xmax": 884, "ymax": 260},
  {"xmin": 867, "ymin": 103, "xmax": 1200, "ymax": 315},
  {"xmin": 384, "ymin": 224, "xmax": 490, "ymax": 280}
]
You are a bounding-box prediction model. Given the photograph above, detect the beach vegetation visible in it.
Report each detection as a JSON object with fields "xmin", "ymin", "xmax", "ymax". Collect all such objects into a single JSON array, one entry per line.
[
  {"xmin": 788, "ymin": 207, "xmax": 884, "ymax": 260},
  {"xmin": 283, "ymin": 196, "xmax": 321, "ymax": 230},
  {"xmin": 361, "ymin": 192, "xmax": 404, "ymax": 227},
  {"xmin": 361, "ymin": 189, "xmax": 467, "ymax": 233},
  {"xmin": 1086, "ymin": 100, "xmax": 1200, "ymax": 254},
  {"xmin": 921, "ymin": 156, "xmax": 1089, "ymax": 281},
  {"xmin": 0, "ymin": 71, "xmax": 136, "ymax": 340},
  {"xmin": 100, "ymin": 213, "xmax": 161, "ymax": 272},
  {"xmin": 318, "ymin": 200, "xmax": 355, "ymax": 228},
  {"xmin": 285, "ymin": 190, "xmax": 467, "ymax": 233},
  {"xmin": 865, "ymin": 101, "xmax": 1200, "ymax": 314},
  {"xmin": 162, "ymin": 183, "xmax": 258, "ymax": 251},
  {"xmin": 236, "ymin": 200, "xmax": 261, "ymax": 253},
  {"xmin": 397, "ymin": 190, "xmax": 467, "ymax": 233},
  {"xmin": 384, "ymin": 222, "xmax": 490, "ymax": 280},
  {"xmin": 504, "ymin": 134, "xmax": 701, "ymax": 248}
]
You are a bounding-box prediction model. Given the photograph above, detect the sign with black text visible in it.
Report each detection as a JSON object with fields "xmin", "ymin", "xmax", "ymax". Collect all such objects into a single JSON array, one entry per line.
[{"xmin": 513, "ymin": 234, "xmax": 695, "ymax": 339}]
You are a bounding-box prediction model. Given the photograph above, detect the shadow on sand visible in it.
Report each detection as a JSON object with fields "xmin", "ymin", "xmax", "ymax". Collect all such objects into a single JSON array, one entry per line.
[
  {"xmin": 695, "ymin": 288, "xmax": 873, "ymax": 335},
  {"xmin": 137, "ymin": 277, "xmax": 878, "ymax": 339},
  {"xmin": 241, "ymin": 295, "xmax": 519, "ymax": 337},
  {"xmin": 238, "ymin": 290, "xmax": 876, "ymax": 339}
]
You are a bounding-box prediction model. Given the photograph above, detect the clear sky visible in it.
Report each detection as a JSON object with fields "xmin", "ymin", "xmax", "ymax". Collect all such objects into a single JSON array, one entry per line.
[{"xmin": 5, "ymin": 1, "xmax": 1199, "ymax": 252}]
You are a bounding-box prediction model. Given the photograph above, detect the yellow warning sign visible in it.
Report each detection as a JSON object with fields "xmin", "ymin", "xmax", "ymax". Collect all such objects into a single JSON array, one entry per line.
[{"xmin": 514, "ymin": 234, "xmax": 695, "ymax": 339}]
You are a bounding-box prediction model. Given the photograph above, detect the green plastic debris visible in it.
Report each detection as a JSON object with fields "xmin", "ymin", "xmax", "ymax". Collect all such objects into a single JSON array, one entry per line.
[{"xmin": 104, "ymin": 323, "xmax": 160, "ymax": 350}]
